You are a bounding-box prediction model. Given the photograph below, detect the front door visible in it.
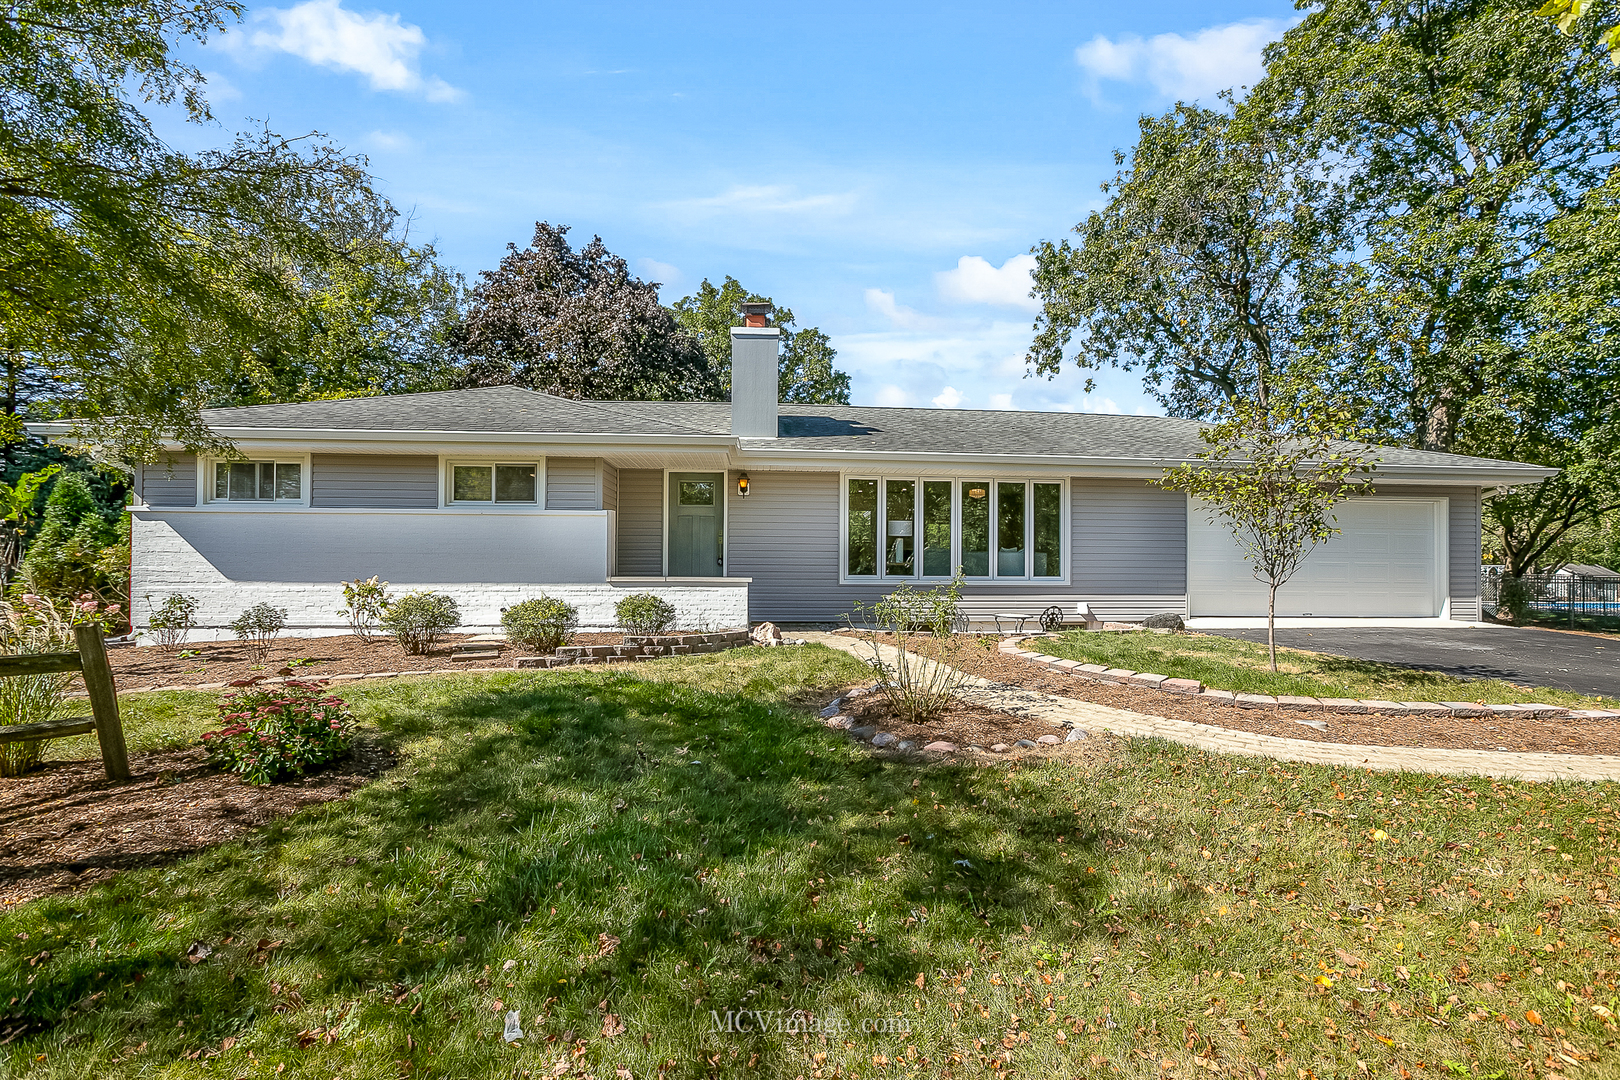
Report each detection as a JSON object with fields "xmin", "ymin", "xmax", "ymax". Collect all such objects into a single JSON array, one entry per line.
[{"xmin": 669, "ymin": 473, "xmax": 723, "ymax": 577}]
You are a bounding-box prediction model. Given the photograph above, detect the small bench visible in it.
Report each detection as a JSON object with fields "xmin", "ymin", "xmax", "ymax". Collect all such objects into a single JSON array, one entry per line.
[{"xmin": 992, "ymin": 613, "xmax": 1031, "ymax": 634}]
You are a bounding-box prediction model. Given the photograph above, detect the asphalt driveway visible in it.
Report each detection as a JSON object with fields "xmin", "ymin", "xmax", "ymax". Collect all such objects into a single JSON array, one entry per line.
[{"xmin": 1202, "ymin": 625, "xmax": 1620, "ymax": 698}]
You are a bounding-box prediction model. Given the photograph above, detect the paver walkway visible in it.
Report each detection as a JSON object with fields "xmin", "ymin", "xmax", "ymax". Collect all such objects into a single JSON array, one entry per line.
[{"xmin": 804, "ymin": 633, "xmax": 1620, "ymax": 783}]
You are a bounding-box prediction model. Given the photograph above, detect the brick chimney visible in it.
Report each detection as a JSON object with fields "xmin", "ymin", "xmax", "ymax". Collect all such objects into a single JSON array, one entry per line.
[{"xmin": 730, "ymin": 302, "xmax": 779, "ymax": 438}]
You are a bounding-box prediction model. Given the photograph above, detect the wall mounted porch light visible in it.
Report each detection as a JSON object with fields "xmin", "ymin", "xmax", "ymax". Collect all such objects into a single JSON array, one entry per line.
[{"xmin": 737, "ymin": 473, "xmax": 751, "ymax": 496}]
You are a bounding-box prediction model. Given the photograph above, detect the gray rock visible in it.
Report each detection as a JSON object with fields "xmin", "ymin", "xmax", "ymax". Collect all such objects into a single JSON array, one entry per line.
[
  {"xmin": 871, "ymin": 732, "xmax": 898, "ymax": 748},
  {"xmin": 990, "ymin": 743, "xmax": 1011, "ymax": 753},
  {"xmin": 1036, "ymin": 734, "xmax": 1061, "ymax": 745},
  {"xmin": 1014, "ymin": 739, "xmax": 1038, "ymax": 749},
  {"xmin": 921, "ymin": 740, "xmax": 958, "ymax": 753},
  {"xmin": 966, "ymin": 745, "xmax": 986, "ymax": 754},
  {"xmin": 844, "ymin": 686, "xmax": 872, "ymax": 699},
  {"xmin": 895, "ymin": 740, "xmax": 916, "ymax": 752},
  {"xmin": 1064, "ymin": 728, "xmax": 1087, "ymax": 742},
  {"xmin": 824, "ymin": 714, "xmax": 854, "ymax": 730},
  {"xmin": 1294, "ymin": 718, "xmax": 1329, "ymax": 732},
  {"xmin": 819, "ymin": 701, "xmax": 843, "ymax": 718},
  {"xmin": 1141, "ymin": 612, "xmax": 1185, "ymax": 631},
  {"xmin": 850, "ymin": 725, "xmax": 878, "ymax": 740}
]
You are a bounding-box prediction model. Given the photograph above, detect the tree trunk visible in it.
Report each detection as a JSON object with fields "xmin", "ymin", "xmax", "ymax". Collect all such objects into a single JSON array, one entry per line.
[{"xmin": 1267, "ymin": 581, "xmax": 1278, "ymax": 672}]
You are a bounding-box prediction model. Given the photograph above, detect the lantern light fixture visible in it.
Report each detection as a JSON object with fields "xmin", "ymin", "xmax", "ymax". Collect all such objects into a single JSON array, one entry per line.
[{"xmin": 737, "ymin": 473, "xmax": 750, "ymax": 497}]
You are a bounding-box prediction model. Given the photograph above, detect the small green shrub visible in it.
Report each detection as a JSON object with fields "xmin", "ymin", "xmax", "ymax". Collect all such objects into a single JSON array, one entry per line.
[
  {"xmin": 382, "ymin": 590, "xmax": 459, "ymax": 654},
  {"xmin": 615, "ymin": 592, "xmax": 676, "ymax": 635},
  {"xmin": 338, "ymin": 576, "xmax": 390, "ymax": 643},
  {"xmin": 145, "ymin": 593, "xmax": 199, "ymax": 651},
  {"xmin": 230, "ymin": 602, "xmax": 288, "ymax": 661},
  {"xmin": 502, "ymin": 596, "xmax": 578, "ymax": 652},
  {"xmin": 201, "ymin": 679, "xmax": 353, "ymax": 785}
]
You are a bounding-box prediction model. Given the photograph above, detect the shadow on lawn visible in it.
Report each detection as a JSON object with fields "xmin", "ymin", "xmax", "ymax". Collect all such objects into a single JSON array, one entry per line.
[{"xmin": 0, "ymin": 668, "xmax": 1126, "ymax": 1068}]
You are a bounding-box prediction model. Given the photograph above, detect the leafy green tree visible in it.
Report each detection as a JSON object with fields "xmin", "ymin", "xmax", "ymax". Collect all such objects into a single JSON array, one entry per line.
[
  {"xmin": 18, "ymin": 473, "xmax": 121, "ymax": 602},
  {"xmin": 0, "ymin": 1, "xmax": 421, "ymax": 460},
  {"xmin": 670, "ymin": 277, "xmax": 852, "ymax": 405},
  {"xmin": 1029, "ymin": 103, "xmax": 1339, "ymax": 417},
  {"xmin": 1159, "ymin": 390, "xmax": 1376, "ymax": 669},
  {"xmin": 1534, "ymin": 0, "xmax": 1620, "ymax": 64},
  {"xmin": 453, "ymin": 223, "xmax": 712, "ymax": 400}
]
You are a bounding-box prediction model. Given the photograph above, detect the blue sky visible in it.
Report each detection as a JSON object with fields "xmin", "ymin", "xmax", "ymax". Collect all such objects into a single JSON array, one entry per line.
[{"xmin": 163, "ymin": 0, "xmax": 1299, "ymax": 415}]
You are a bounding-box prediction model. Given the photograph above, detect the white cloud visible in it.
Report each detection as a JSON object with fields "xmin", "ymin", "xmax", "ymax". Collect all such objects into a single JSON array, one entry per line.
[
  {"xmin": 873, "ymin": 385, "xmax": 910, "ymax": 407},
  {"xmin": 931, "ymin": 386, "xmax": 965, "ymax": 409},
  {"xmin": 241, "ymin": 0, "xmax": 463, "ymax": 101},
  {"xmin": 201, "ymin": 70, "xmax": 241, "ymax": 101},
  {"xmin": 1075, "ymin": 18, "xmax": 1293, "ymax": 102},
  {"xmin": 988, "ymin": 393, "xmax": 1015, "ymax": 410},
  {"xmin": 364, "ymin": 129, "xmax": 415, "ymax": 153},
  {"xmin": 935, "ymin": 254, "xmax": 1039, "ymax": 311},
  {"xmin": 864, "ymin": 288, "xmax": 935, "ymax": 330},
  {"xmin": 637, "ymin": 258, "xmax": 682, "ymax": 289},
  {"xmin": 666, "ymin": 184, "xmax": 858, "ymax": 218}
]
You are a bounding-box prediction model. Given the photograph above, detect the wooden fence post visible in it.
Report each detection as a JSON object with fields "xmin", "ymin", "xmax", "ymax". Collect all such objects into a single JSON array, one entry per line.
[{"xmin": 74, "ymin": 623, "xmax": 129, "ymax": 782}]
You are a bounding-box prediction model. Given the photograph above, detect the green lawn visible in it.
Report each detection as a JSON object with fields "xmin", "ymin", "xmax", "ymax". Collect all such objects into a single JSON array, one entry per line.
[
  {"xmin": 1036, "ymin": 630, "xmax": 1611, "ymax": 707},
  {"xmin": 2, "ymin": 645, "xmax": 1616, "ymax": 1079}
]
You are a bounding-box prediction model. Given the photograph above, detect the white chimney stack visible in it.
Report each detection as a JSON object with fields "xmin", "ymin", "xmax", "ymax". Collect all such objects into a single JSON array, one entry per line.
[{"xmin": 729, "ymin": 301, "xmax": 779, "ymax": 438}]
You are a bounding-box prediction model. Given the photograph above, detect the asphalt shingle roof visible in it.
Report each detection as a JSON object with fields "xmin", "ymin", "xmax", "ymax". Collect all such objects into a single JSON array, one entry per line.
[{"xmin": 194, "ymin": 386, "xmax": 1542, "ymax": 472}]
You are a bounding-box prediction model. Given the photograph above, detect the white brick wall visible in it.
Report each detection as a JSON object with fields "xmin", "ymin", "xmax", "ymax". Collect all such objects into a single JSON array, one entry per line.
[{"xmin": 131, "ymin": 513, "xmax": 748, "ymax": 640}]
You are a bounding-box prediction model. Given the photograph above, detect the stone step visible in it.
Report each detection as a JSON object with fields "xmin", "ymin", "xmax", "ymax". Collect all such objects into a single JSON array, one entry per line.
[{"xmin": 451, "ymin": 649, "xmax": 502, "ymax": 662}]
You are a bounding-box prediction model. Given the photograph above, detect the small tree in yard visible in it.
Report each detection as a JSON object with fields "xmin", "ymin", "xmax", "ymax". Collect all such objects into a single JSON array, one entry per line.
[
  {"xmin": 1159, "ymin": 392, "xmax": 1376, "ymax": 671},
  {"xmin": 338, "ymin": 577, "xmax": 390, "ymax": 643},
  {"xmin": 848, "ymin": 572, "xmax": 967, "ymax": 724}
]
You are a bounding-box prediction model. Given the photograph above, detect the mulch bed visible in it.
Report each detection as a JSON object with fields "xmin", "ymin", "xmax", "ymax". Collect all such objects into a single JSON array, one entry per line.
[
  {"xmin": 838, "ymin": 631, "xmax": 1620, "ymax": 758},
  {"xmin": 106, "ymin": 633, "xmax": 632, "ymax": 691},
  {"xmin": 828, "ymin": 683, "xmax": 1101, "ymax": 754},
  {"xmin": 0, "ymin": 741, "xmax": 396, "ymax": 906}
]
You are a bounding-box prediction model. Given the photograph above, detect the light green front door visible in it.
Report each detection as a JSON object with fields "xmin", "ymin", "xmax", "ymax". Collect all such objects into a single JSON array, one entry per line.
[{"xmin": 668, "ymin": 473, "xmax": 723, "ymax": 577}]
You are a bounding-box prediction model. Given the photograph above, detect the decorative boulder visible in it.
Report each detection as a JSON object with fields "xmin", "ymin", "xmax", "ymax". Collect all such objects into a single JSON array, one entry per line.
[
  {"xmin": 1141, "ymin": 612, "xmax": 1185, "ymax": 631},
  {"xmin": 750, "ymin": 622, "xmax": 785, "ymax": 647}
]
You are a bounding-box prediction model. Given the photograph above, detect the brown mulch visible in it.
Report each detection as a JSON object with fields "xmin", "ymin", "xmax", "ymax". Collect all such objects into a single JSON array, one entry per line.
[
  {"xmin": 830, "ymin": 686, "xmax": 1098, "ymax": 753},
  {"xmin": 106, "ymin": 632, "xmax": 631, "ymax": 690},
  {"xmin": 838, "ymin": 631, "xmax": 1620, "ymax": 758},
  {"xmin": 0, "ymin": 742, "xmax": 395, "ymax": 906}
]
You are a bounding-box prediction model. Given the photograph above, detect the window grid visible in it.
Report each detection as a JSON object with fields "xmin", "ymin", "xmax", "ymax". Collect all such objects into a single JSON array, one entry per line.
[
  {"xmin": 209, "ymin": 460, "xmax": 304, "ymax": 503},
  {"xmin": 446, "ymin": 462, "xmax": 540, "ymax": 505},
  {"xmin": 845, "ymin": 476, "xmax": 1064, "ymax": 582}
]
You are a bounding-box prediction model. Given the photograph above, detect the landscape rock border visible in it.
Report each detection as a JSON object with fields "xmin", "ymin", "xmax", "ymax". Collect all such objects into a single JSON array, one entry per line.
[
  {"xmin": 817, "ymin": 685, "xmax": 1086, "ymax": 759},
  {"xmin": 997, "ymin": 635, "xmax": 1620, "ymax": 720}
]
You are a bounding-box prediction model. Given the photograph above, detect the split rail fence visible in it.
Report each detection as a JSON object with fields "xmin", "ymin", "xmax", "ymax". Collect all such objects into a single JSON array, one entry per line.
[{"xmin": 0, "ymin": 624, "xmax": 129, "ymax": 781}]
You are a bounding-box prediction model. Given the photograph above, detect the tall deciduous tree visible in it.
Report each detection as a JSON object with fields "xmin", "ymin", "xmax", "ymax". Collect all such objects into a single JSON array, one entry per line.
[
  {"xmin": 1029, "ymin": 103, "xmax": 1337, "ymax": 416},
  {"xmin": 0, "ymin": 1, "xmax": 405, "ymax": 460},
  {"xmin": 1159, "ymin": 390, "xmax": 1376, "ymax": 668},
  {"xmin": 670, "ymin": 277, "xmax": 852, "ymax": 405},
  {"xmin": 453, "ymin": 223, "xmax": 712, "ymax": 401}
]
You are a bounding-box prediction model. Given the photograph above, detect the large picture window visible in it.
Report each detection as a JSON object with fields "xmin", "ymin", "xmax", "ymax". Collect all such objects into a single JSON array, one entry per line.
[
  {"xmin": 844, "ymin": 476, "xmax": 1065, "ymax": 581},
  {"xmin": 447, "ymin": 462, "xmax": 539, "ymax": 505}
]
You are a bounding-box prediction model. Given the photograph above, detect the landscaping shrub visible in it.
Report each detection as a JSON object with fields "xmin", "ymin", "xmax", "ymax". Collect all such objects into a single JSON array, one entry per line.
[
  {"xmin": 338, "ymin": 576, "xmax": 390, "ymax": 643},
  {"xmin": 200, "ymin": 679, "xmax": 353, "ymax": 785},
  {"xmin": 848, "ymin": 572, "xmax": 966, "ymax": 724},
  {"xmin": 615, "ymin": 592, "xmax": 676, "ymax": 635},
  {"xmin": 18, "ymin": 472, "xmax": 123, "ymax": 603},
  {"xmin": 231, "ymin": 602, "xmax": 288, "ymax": 661},
  {"xmin": 145, "ymin": 593, "xmax": 198, "ymax": 651},
  {"xmin": 502, "ymin": 596, "xmax": 578, "ymax": 652},
  {"xmin": 382, "ymin": 590, "xmax": 459, "ymax": 654},
  {"xmin": 0, "ymin": 596, "xmax": 74, "ymax": 777}
]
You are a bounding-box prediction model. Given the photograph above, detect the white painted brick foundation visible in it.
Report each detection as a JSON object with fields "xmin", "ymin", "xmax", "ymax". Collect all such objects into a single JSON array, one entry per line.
[{"xmin": 130, "ymin": 511, "xmax": 748, "ymax": 640}]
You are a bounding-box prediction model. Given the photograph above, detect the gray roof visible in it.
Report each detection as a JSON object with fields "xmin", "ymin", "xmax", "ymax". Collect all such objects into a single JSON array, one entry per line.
[
  {"xmin": 1560, "ymin": 563, "xmax": 1620, "ymax": 579},
  {"xmin": 193, "ymin": 386, "xmax": 1545, "ymax": 472}
]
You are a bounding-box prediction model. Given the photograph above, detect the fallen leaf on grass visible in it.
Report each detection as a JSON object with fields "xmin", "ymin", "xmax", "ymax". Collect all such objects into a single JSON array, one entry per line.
[
  {"xmin": 597, "ymin": 933, "xmax": 621, "ymax": 958},
  {"xmin": 1526, "ymin": 1009, "xmax": 1543, "ymax": 1026},
  {"xmin": 186, "ymin": 942, "xmax": 212, "ymax": 964},
  {"xmin": 1335, "ymin": 948, "xmax": 1366, "ymax": 969},
  {"xmin": 602, "ymin": 1014, "xmax": 626, "ymax": 1038}
]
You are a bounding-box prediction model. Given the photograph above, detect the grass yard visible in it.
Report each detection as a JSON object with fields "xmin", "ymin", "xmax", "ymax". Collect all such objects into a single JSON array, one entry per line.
[
  {"xmin": 1, "ymin": 644, "xmax": 1617, "ymax": 1079},
  {"xmin": 1037, "ymin": 631, "xmax": 1610, "ymax": 708}
]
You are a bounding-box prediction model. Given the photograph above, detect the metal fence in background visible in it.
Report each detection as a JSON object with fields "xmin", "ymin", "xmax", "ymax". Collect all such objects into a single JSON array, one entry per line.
[{"xmin": 1480, "ymin": 568, "xmax": 1620, "ymax": 621}]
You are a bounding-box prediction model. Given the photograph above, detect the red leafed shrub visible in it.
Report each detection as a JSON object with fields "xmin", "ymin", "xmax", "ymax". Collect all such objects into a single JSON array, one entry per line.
[{"xmin": 201, "ymin": 679, "xmax": 353, "ymax": 785}]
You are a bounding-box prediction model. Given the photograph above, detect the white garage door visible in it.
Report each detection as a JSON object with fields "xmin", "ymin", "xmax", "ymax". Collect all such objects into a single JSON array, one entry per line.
[{"xmin": 1187, "ymin": 497, "xmax": 1449, "ymax": 618}]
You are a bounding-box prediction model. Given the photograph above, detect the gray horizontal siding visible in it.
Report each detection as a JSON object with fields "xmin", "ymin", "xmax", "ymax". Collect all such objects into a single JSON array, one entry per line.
[
  {"xmin": 546, "ymin": 457, "xmax": 600, "ymax": 510},
  {"xmin": 311, "ymin": 454, "xmax": 438, "ymax": 508},
  {"xmin": 142, "ymin": 454, "xmax": 197, "ymax": 507},
  {"xmin": 601, "ymin": 461, "xmax": 618, "ymax": 513},
  {"xmin": 727, "ymin": 471, "xmax": 1187, "ymax": 624},
  {"xmin": 617, "ymin": 469, "xmax": 664, "ymax": 576}
]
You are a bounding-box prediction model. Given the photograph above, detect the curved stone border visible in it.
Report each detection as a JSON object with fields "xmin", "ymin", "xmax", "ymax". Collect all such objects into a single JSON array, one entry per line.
[
  {"xmin": 803, "ymin": 633, "xmax": 1620, "ymax": 782},
  {"xmin": 997, "ymin": 636, "xmax": 1620, "ymax": 720}
]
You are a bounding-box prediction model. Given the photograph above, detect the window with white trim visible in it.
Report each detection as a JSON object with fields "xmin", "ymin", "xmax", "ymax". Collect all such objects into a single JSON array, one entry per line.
[
  {"xmin": 844, "ymin": 477, "xmax": 1065, "ymax": 581},
  {"xmin": 446, "ymin": 462, "xmax": 539, "ymax": 504},
  {"xmin": 210, "ymin": 459, "xmax": 304, "ymax": 502}
]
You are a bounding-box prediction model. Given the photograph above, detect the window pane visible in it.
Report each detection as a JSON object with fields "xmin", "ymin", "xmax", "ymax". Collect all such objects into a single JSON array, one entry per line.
[
  {"xmin": 453, "ymin": 465, "xmax": 493, "ymax": 502},
  {"xmin": 495, "ymin": 464, "xmax": 536, "ymax": 502},
  {"xmin": 257, "ymin": 462, "xmax": 275, "ymax": 500},
  {"xmin": 997, "ymin": 482, "xmax": 1026, "ymax": 577},
  {"xmin": 1033, "ymin": 483, "xmax": 1062, "ymax": 577},
  {"xmin": 214, "ymin": 463, "xmax": 229, "ymax": 500},
  {"xmin": 847, "ymin": 479, "xmax": 877, "ymax": 576},
  {"xmin": 922, "ymin": 481, "xmax": 952, "ymax": 576},
  {"xmin": 275, "ymin": 463, "xmax": 301, "ymax": 501},
  {"xmin": 678, "ymin": 480, "xmax": 715, "ymax": 505},
  {"xmin": 228, "ymin": 462, "xmax": 258, "ymax": 500},
  {"xmin": 885, "ymin": 480, "xmax": 915, "ymax": 577},
  {"xmin": 961, "ymin": 481, "xmax": 990, "ymax": 577}
]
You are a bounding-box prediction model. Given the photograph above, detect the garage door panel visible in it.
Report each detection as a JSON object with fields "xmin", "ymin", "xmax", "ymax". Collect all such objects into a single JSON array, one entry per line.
[{"xmin": 1187, "ymin": 498, "xmax": 1446, "ymax": 618}]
